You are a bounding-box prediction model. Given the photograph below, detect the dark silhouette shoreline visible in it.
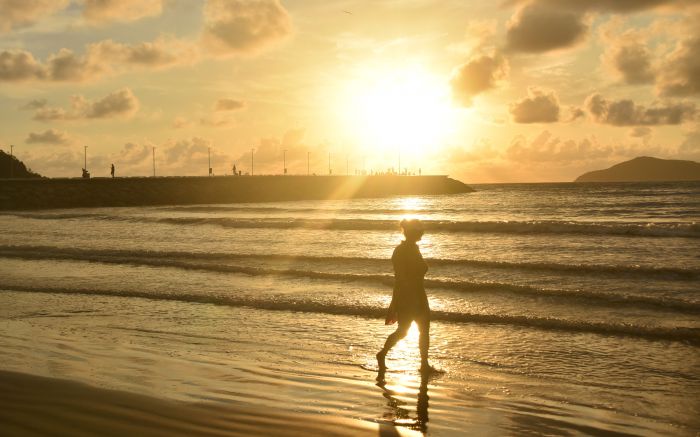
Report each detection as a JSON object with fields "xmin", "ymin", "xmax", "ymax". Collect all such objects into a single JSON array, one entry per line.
[{"xmin": 0, "ymin": 175, "xmax": 473, "ymax": 210}]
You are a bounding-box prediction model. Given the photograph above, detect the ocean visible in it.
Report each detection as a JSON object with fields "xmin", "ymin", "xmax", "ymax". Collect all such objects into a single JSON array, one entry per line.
[{"xmin": 1, "ymin": 181, "xmax": 698, "ymax": 435}]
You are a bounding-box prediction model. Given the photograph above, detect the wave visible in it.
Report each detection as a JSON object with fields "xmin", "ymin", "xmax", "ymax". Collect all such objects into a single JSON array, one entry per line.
[
  {"xmin": 6, "ymin": 212, "xmax": 698, "ymax": 238},
  {"xmin": 1, "ymin": 245, "xmax": 697, "ymax": 281},
  {"xmin": 2, "ymin": 285, "xmax": 698, "ymax": 345},
  {"xmin": 1, "ymin": 245, "xmax": 698, "ymax": 314}
]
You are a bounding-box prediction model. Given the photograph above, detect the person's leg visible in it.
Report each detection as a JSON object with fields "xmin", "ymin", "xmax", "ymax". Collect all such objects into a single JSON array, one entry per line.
[
  {"xmin": 416, "ymin": 315, "xmax": 430, "ymax": 369},
  {"xmin": 377, "ymin": 319, "xmax": 411, "ymax": 369}
]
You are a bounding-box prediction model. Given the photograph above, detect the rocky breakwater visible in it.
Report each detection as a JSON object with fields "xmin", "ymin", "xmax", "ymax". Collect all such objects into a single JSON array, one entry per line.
[{"xmin": 0, "ymin": 175, "xmax": 473, "ymax": 210}]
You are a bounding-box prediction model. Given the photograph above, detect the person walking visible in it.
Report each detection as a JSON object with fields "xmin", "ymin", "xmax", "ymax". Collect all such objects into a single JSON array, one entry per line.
[{"xmin": 377, "ymin": 219, "xmax": 435, "ymax": 374}]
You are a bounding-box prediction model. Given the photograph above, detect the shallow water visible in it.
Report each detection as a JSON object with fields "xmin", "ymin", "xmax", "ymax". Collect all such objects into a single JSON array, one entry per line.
[{"xmin": 1, "ymin": 181, "xmax": 699, "ymax": 435}]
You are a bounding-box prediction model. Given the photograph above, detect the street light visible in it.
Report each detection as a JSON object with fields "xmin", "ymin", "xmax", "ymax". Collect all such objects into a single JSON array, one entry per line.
[
  {"xmin": 398, "ymin": 149, "xmax": 401, "ymax": 175},
  {"xmin": 208, "ymin": 146, "xmax": 211, "ymax": 176},
  {"xmin": 9, "ymin": 145, "xmax": 13, "ymax": 178},
  {"xmin": 283, "ymin": 149, "xmax": 287, "ymax": 175},
  {"xmin": 307, "ymin": 151, "xmax": 310, "ymax": 175},
  {"xmin": 251, "ymin": 148, "xmax": 254, "ymax": 175},
  {"xmin": 152, "ymin": 147, "xmax": 156, "ymax": 177},
  {"xmin": 84, "ymin": 146, "xmax": 88, "ymax": 171}
]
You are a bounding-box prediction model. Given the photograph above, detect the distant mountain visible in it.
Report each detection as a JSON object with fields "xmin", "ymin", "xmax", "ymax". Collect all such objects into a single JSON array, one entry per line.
[
  {"xmin": 0, "ymin": 150, "xmax": 42, "ymax": 178},
  {"xmin": 575, "ymin": 156, "xmax": 700, "ymax": 182}
]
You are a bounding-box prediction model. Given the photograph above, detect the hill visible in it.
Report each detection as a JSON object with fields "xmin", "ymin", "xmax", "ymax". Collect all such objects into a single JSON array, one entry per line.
[
  {"xmin": 574, "ymin": 156, "xmax": 700, "ymax": 182},
  {"xmin": 0, "ymin": 150, "xmax": 42, "ymax": 178}
]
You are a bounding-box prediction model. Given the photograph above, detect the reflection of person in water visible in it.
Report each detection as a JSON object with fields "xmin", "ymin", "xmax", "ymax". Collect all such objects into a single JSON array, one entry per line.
[
  {"xmin": 377, "ymin": 218, "xmax": 433, "ymax": 373},
  {"xmin": 376, "ymin": 373, "xmax": 429, "ymax": 433}
]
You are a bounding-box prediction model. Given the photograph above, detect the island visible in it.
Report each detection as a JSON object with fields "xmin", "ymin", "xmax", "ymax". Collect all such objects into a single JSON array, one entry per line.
[
  {"xmin": 0, "ymin": 175, "xmax": 473, "ymax": 210},
  {"xmin": 574, "ymin": 156, "xmax": 700, "ymax": 182}
]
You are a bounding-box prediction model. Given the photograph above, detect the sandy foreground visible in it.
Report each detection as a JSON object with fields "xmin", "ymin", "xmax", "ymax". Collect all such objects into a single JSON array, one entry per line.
[{"xmin": 0, "ymin": 370, "xmax": 419, "ymax": 437}]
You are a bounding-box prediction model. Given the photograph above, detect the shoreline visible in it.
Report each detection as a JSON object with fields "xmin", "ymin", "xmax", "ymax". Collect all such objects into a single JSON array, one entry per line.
[
  {"xmin": 0, "ymin": 175, "xmax": 473, "ymax": 210},
  {"xmin": 0, "ymin": 370, "xmax": 412, "ymax": 437}
]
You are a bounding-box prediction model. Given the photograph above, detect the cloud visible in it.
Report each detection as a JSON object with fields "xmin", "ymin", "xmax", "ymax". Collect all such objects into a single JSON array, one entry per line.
[
  {"xmin": 0, "ymin": 37, "xmax": 196, "ymax": 83},
  {"xmin": 567, "ymin": 106, "xmax": 585, "ymax": 122},
  {"xmin": 509, "ymin": 88, "xmax": 560, "ymax": 123},
  {"xmin": 585, "ymin": 93, "xmax": 696, "ymax": 126},
  {"xmin": 83, "ymin": 0, "xmax": 163, "ymax": 23},
  {"xmin": 629, "ymin": 126, "xmax": 652, "ymax": 138},
  {"xmin": 505, "ymin": 3, "xmax": 588, "ymax": 53},
  {"xmin": 657, "ymin": 36, "xmax": 700, "ymax": 97},
  {"xmin": 32, "ymin": 87, "xmax": 140, "ymax": 121},
  {"xmin": 202, "ymin": 0, "xmax": 293, "ymax": 56},
  {"xmin": 232, "ymin": 129, "xmax": 331, "ymax": 174},
  {"xmin": 0, "ymin": 48, "xmax": 101, "ymax": 82},
  {"xmin": 172, "ymin": 117, "xmax": 192, "ymax": 129},
  {"xmin": 215, "ymin": 98, "xmax": 246, "ymax": 111},
  {"xmin": 25, "ymin": 129, "xmax": 71, "ymax": 145},
  {"xmin": 506, "ymin": 132, "xmax": 605, "ymax": 163},
  {"xmin": 20, "ymin": 99, "xmax": 47, "ymax": 110},
  {"xmin": 677, "ymin": 128, "xmax": 700, "ymax": 160},
  {"xmin": 159, "ymin": 137, "xmax": 233, "ymax": 175},
  {"xmin": 46, "ymin": 48, "xmax": 103, "ymax": 81},
  {"xmin": 0, "ymin": 0, "xmax": 68, "ymax": 33},
  {"xmin": 85, "ymin": 88, "xmax": 140, "ymax": 118},
  {"xmin": 199, "ymin": 115, "xmax": 232, "ymax": 127},
  {"xmin": 450, "ymin": 53, "xmax": 508, "ymax": 106},
  {"xmin": 603, "ymin": 42, "xmax": 655, "ymax": 85},
  {"xmin": 113, "ymin": 142, "xmax": 152, "ymax": 166},
  {"xmin": 505, "ymin": 0, "xmax": 675, "ymax": 13},
  {"xmin": 444, "ymin": 138, "xmax": 501, "ymax": 164},
  {"xmin": 0, "ymin": 50, "xmax": 46, "ymax": 81},
  {"xmin": 87, "ymin": 37, "xmax": 198, "ymax": 69}
]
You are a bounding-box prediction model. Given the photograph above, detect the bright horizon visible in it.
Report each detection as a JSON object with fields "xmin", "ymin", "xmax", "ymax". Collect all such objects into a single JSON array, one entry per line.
[{"xmin": 0, "ymin": 0, "xmax": 698, "ymax": 182}]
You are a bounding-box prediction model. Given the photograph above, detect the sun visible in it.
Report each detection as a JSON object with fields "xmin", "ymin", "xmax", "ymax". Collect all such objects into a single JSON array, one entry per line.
[{"xmin": 338, "ymin": 65, "xmax": 457, "ymax": 170}]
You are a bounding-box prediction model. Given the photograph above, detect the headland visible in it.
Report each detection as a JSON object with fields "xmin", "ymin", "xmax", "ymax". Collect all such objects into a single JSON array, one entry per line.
[
  {"xmin": 0, "ymin": 175, "xmax": 473, "ymax": 210},
  {"xmin": 575, "ymin": 156, "xmax": 700, "ymax": 182}
]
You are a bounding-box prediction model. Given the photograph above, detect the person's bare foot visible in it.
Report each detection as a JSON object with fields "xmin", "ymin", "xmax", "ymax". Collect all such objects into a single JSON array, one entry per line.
[{"xmin": 420, "ymin": 362, "xmax": 442, "ymax": 375}]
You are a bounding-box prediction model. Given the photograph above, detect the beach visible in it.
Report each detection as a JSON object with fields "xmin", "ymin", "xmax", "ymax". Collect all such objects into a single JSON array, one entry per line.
[{"xmin": 1, "ymin": 181, "xmax": 699, "ymax": 435}]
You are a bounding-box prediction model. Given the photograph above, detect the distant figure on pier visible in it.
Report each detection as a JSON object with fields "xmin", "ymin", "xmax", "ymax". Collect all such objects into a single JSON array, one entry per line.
[
  {"xmin": 81, "ymin": 168, "xmax": 90, "ymax": 179},
  {"xmin": 110, "ymin": 163, "xmax": 115, "ymax": 178},
  {"xmin": 233, "ymin": 164, "xmax": 237, "ymax": 175}
]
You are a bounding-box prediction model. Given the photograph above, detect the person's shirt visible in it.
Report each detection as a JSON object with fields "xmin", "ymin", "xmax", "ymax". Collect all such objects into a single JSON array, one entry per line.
[{"xmin": 392, "ymin": 240, "xmax": 428, "ymax": 296}]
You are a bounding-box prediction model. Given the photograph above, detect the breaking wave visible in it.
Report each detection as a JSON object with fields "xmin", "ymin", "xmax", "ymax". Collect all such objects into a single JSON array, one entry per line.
[{"xmin": 2, "ymin": 285, "xmax": 698, "ymax": 344}]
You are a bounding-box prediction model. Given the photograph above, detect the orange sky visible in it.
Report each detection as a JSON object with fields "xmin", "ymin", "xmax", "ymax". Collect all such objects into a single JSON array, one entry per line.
[{"xmin": 0, "ymin": 0, "xmax": 698, "ymax": 182}]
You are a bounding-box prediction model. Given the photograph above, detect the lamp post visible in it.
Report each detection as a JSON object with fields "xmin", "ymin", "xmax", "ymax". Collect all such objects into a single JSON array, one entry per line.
[
  {"xmin": 9, "ymin": 145, "xmax": 13, "ymax": 178},
  {"xmin": 84, "ymin": 146, "xmax": 88, "ymax": 171},
  {"xmin": 152, "ymin": 147, "xmax": 156, "ymax": 177},
  {"xmin": 251, "ymin": 148, "xmax": 254, "ymax": 176},
  {"xmin": 283, "ymin": 149, "xmax": 287, "ymax": 175},
  {"xmin": 307, "ymin": 151, "xmax": 310, "ymax": 175},
  {"xmin": 208, "ymin": 147, "xmax": 211, "ymax": 176},
  {"xmin": 398, "ymin": 149, "xmax": 401, "ymax": 175},
  {"xmin": 328, "ymin": 152, "xmax": 331, "ymax": 175}
]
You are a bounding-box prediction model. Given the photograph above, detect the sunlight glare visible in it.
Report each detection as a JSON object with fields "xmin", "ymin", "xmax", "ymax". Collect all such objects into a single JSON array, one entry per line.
[{"xmin": 340, "ymin": 65, "xmax": 457, "ymax": 166}]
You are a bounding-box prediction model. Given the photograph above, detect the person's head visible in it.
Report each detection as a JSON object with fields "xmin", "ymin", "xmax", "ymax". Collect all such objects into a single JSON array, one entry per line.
[{"xmin": 400, "ymin": 219, "xmax": 424, "ymax": 242}]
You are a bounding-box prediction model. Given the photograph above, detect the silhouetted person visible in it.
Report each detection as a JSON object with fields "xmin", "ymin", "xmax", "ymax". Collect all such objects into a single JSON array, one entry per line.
[
  {"xmin": 377, "ymin": 219, "xmax": 433, "ymax": 373},
  {"xmin": 82, "ymin": 168, "xmax": 90, "ymax": 179},
  {"xmin": 233, "ymin": 164, "xmax": 237, "ymax": 175},
  {"xmin": 110, "ymin": 163, "xmax": 115, "ymax": 178}
]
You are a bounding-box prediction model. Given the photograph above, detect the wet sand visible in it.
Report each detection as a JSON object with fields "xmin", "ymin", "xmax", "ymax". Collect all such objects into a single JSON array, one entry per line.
[{"xmin": 0, "ymin": 370, "xmax": 416, "ymax": 437}]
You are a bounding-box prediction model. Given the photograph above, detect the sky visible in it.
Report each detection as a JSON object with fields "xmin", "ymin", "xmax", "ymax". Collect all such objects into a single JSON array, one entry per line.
[{"xmin": 0, "ymin": 0, "xmax": 698, "ymax": 182}]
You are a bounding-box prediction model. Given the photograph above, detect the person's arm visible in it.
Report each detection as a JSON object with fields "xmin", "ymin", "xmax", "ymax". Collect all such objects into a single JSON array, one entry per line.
[{"xmin": 385, "ymin": 247, "xmax": 401, "ymax": 324}]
